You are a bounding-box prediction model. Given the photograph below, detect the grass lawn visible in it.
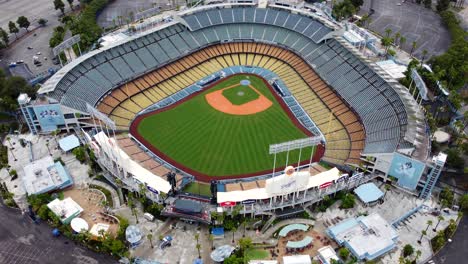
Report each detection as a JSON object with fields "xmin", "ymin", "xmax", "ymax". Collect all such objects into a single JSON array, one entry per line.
[
  {"xmin": 181, "ymin": 182, "xmax": 212, "ymax": 197},
  {"xmin": 136, "ymin": 74, "xmax": 313, "ymax": 177},
  {"xmin": 245, "ymin": 248, "xmax": 270, "ymax": 260},
  {"xmin": 222, "ymin": 84, "xmax": 259, "ymax": 105}
]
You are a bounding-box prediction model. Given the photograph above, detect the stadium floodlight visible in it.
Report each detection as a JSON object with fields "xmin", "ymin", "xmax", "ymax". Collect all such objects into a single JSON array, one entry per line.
[
  {"xmin": 410, "ymin": 68, "xmax": 428, "ymax": 102},
  {"xmin": 268, "ymin": 136, "xmax": 323, "ymax": 178},
  {"xmin": 52, "ymin": 35, "xmax": 81, "ymax": 56},
  {"xmin": 269, "ymin": 136, "xmax": 322, "ymax": 154}
]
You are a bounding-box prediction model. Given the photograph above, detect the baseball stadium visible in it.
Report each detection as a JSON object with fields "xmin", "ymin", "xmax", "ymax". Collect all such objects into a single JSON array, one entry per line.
[{"xmin": 20, "ymin": 2, "xmax": 440, "ymax": 222}]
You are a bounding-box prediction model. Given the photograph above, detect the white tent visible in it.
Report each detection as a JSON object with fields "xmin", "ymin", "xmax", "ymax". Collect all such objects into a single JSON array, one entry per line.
[{"xmin": 283, "ymin": 255, "xmax": 312, "ymax": 264}]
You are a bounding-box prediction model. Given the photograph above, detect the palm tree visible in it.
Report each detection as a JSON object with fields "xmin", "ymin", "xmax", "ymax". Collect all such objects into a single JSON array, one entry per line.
[
  {"xmin": 232, "ymin": 226, "xmax": 237, "ymax": 243},
  {"xmin": 242, "ymin": 220, "xmax": 247, "ymax": 237},
  {"xmin": 6, "ymin": 136, "xmax": 13, "ymax": 149},
  {"xmin": 209, "ymin": 234, "xmax": 215, "ymax": 250},
  {"xmin": 418, "ymin": 230, "xmax": 427, "ymax": 244},
  {"xmin": 425, "ymin": 220, "xmax": 433, "ymax": 232},
  {"xmin": 394, "ymin": 32, "xmax": 401, "ymax": 46},
  {"xmin": 414, "ymin": 250, "xmax": 422, "ymax": 263},
  {"xmin": 410, "ymin": 41, "xmax": 417, "ymax": 56},
  {"xmin": 385, "ymin": 28, "xmax": 392, "ymax": 37},
  {"xmin": 366, "ymin": 17, "xmax": 372, "ymax": 29},
  {"xmin": 421, "ymin": 49, "xmax": 428, "ymax": 66},
  {"xmin": 399, "ymin": 37, "xmax": 406, "ymax": 50},
  {"xmin": 45, "ymin": 142, "xmax": 51, "ymax": 156},
  {"xmin": 52, "ymin": 129, "xmax": 60, "ymax": 149},
  {"xmin": 127, "ymin": 194, "xmax": 139, "ymax": 224},
  {"xmin": 147, "ymin": 233, "xmax": 154, "ymax": 248},
  {"xmin": 433, "ymin": 215, "xmax": 445, "ymax": 232},
  {"xmin": 194, "ymin": 233, "xmax": 201, "ymax": 258},
  {"xmin": 381, "ymin": 37, "xmax": 393, "ymax": 55},
  {"xmin": 196, "ymin": 243, "xmax": 201, "ymax": 258}
]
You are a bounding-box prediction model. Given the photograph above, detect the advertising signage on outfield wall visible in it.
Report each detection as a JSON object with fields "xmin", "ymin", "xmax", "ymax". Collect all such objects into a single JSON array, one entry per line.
[
  {"xmin": 388, "ymin": 153, "xmax": 426, "ymax": 190},
  {"xmin": 147, "ymin": 186, "xmax": 159, "ymax": 194},
  {"xmin": 220, "ymin": 201, "xmax": 236, "ymax": 207}
]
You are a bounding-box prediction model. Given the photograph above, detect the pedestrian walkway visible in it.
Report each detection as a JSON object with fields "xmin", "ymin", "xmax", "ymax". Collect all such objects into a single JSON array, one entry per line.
[
  {"xmin": 91, "ymin": 180, "xmax": 121, "ymax": 208},
  {"xmin": 253, "ymin": 218, "xmax": 316, "ymax": 245}
]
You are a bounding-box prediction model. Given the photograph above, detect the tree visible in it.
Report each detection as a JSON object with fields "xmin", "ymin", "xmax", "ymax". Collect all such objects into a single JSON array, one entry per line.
[
  {"xmin": 381, "ymin": 37, "xmax": 393, "ymax": 54},
  {"xmin": 418, "ymin": 230, "xmax": 426, "ymax": 244},
  {"xmin": 421, "ymin": 49, "xmax": 428, "ymax": 66},
  {"xmin": 446, "ymin": 148, "xmax": 464, "ymax": 169},
  {"xmin": 72, "ymin": 146, "xmax": 86, "ymax": 163},
  {"xmin": 194, "ymin": 233, "xmax": 201, "ymax": 258},
  {"xmin": 340, "ymin": 194, "xmax": 355, "ymax": 209},
  {"xmin": 399, "ymin": 36, "xmax": 406, "ymax": 50},
  {"xmin": 403, "ymin": 244, "xmax": 414, "ymax": 257},
  {"xmin": 459, "ymin": 194, "xmax": 468, "ymax": 212},
  {"xmin": 339, "ymin": 247, "xmax": 350, "ymax": 260},
  {"xmin": 38, "ymin": 18, "xmax": 48, "ymax": 27},
  {"xmin": 147, "ymin": 233, "xmax": 153, "ymax": 248},
  {"xmin": 425, "ymin": 220, "xmax": 433, "ymax": 232},
  {"xmin": 209, "ymin": 234, "xmax": 215, "ymax": 250},
  {"xmin": 223, "ymin": 255, "xmax": 244, "ymax": 264},
  {"xmin": 16, "ymin": 16, "xmax": 30, "ymax": 32},
  {"xmin": 332, "ymin": 0, "xmax": 356, "ymax": 21},
  {"xmin": 8, "ymin": 21, "xmax": 19, "ymax": 39},
  {"xmin": 0, "ymin": 27, "xmax": 8, "ymax": 47},
  {"xmin": 410, "ymin": 41, "xmax": 417, "ymax": 56},
  {"xmin": 127, "ymin": 193, "xmax": 139, "ymax": 224},
  {"xmin": 231, "ymin": 226, "xmax": 237, "ymax": 243},
  {"xmin": 238, "ymin": 237, "xmax": 252, "ymax": 254},
  {"xmin": 387, "ymin": 49, "xmax": 396, "ymax": 57},
  {"xmin": 385, "ymin": 28, "xmax": 392, "ymax": 37},
  {"xmin": 232, "ymin": 204, "xmax": 241, "ymax": 219},
  {"xmin": 414, "ymin": 250, "xmax": 422, "ymax": 263},
  {"xmin": 394, "ymin": 32, "xmax": 401, "ymax": 46},
  {"xmin": 54, "ymin": 0, "xmax": 66, "ymax": 15},
  {"xmin": 67, "ymin": 0, "xmax": 74, "ymax": 10},
  {"xmin": 350, "ymin": 0, "xmax": 364, "ymax": 9},
  {"xmin": 440, "ymin": 187, "xmax": 454, "ymax": 207},
  {"xmin": 433, "ymin": 215, "xmax": 445, "ymax": 232},
  {"xmin": 436, "ymin": 0, "xmax": 451, "ymax": 12},
  {"xmin": 423, "ymin": 0, "xmax": 432, "ymax": 8}
]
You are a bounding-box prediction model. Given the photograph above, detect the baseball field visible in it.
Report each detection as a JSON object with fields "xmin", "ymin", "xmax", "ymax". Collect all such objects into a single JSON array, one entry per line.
[{"xmin": 132, "ymin": 74, "xmax": 318, "ymax": 179}]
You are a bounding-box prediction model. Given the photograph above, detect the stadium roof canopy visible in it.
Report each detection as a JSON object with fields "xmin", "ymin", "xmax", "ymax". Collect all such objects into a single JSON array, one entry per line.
[{"xmin": 354, "ymin": 183, "xmax": 384, "ymax": 204}]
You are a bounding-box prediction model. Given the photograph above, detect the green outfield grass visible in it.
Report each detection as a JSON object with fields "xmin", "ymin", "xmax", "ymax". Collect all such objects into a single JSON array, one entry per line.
[
  {"xmin": 222, "ymin": 84, "xmax": 259, "ymax": 105},
  {"xmin": 136, "ymin": 74, "xmax": 314, "ymax": 177},
  {"xmin": 181, "ymin": 182, "xmax": 212, "ymax": 197}
]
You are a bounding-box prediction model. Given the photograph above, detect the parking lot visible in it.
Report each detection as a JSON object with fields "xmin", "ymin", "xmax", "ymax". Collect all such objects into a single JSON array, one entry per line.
[
  {"xmin": 360, "ymin": 0, "xmax": 451, "ymax": 59},
  {"xmin": 0, "ymin": 0, "xmax": 67, "ymax": 74},
  {"xmin": 0, "ymin": 199, "xmax": 117, "ymax": 264}
]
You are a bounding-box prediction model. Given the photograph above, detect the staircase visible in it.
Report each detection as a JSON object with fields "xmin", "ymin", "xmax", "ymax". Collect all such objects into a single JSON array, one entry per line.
[{"xmin": 261, "ymin": 214, "xmax": 277, "ymax": 233}]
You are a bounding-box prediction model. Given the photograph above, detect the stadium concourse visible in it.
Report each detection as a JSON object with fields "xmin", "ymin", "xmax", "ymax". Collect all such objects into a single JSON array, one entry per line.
[{"xmin": 19, "ymin": 2, "xmax": 438, "ymax": 221}]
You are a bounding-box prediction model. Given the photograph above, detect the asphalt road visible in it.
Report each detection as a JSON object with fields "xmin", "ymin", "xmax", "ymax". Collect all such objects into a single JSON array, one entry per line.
[
  {"xmin": 0, "ymin": 199, "xmax": 117, "ymax": 264},
  {"xmin": 360, "ymin": 0, "xmax": 451, "ymax": 60},
  {"xmin": 429, "ymin": 215, "xmax": 468, "ymax": 264}
]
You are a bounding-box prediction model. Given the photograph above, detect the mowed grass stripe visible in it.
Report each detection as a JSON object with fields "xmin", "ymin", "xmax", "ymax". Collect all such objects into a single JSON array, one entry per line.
[{"xmin": 136, "ymin": 74, "xmax": 314, "ymax": 177}]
